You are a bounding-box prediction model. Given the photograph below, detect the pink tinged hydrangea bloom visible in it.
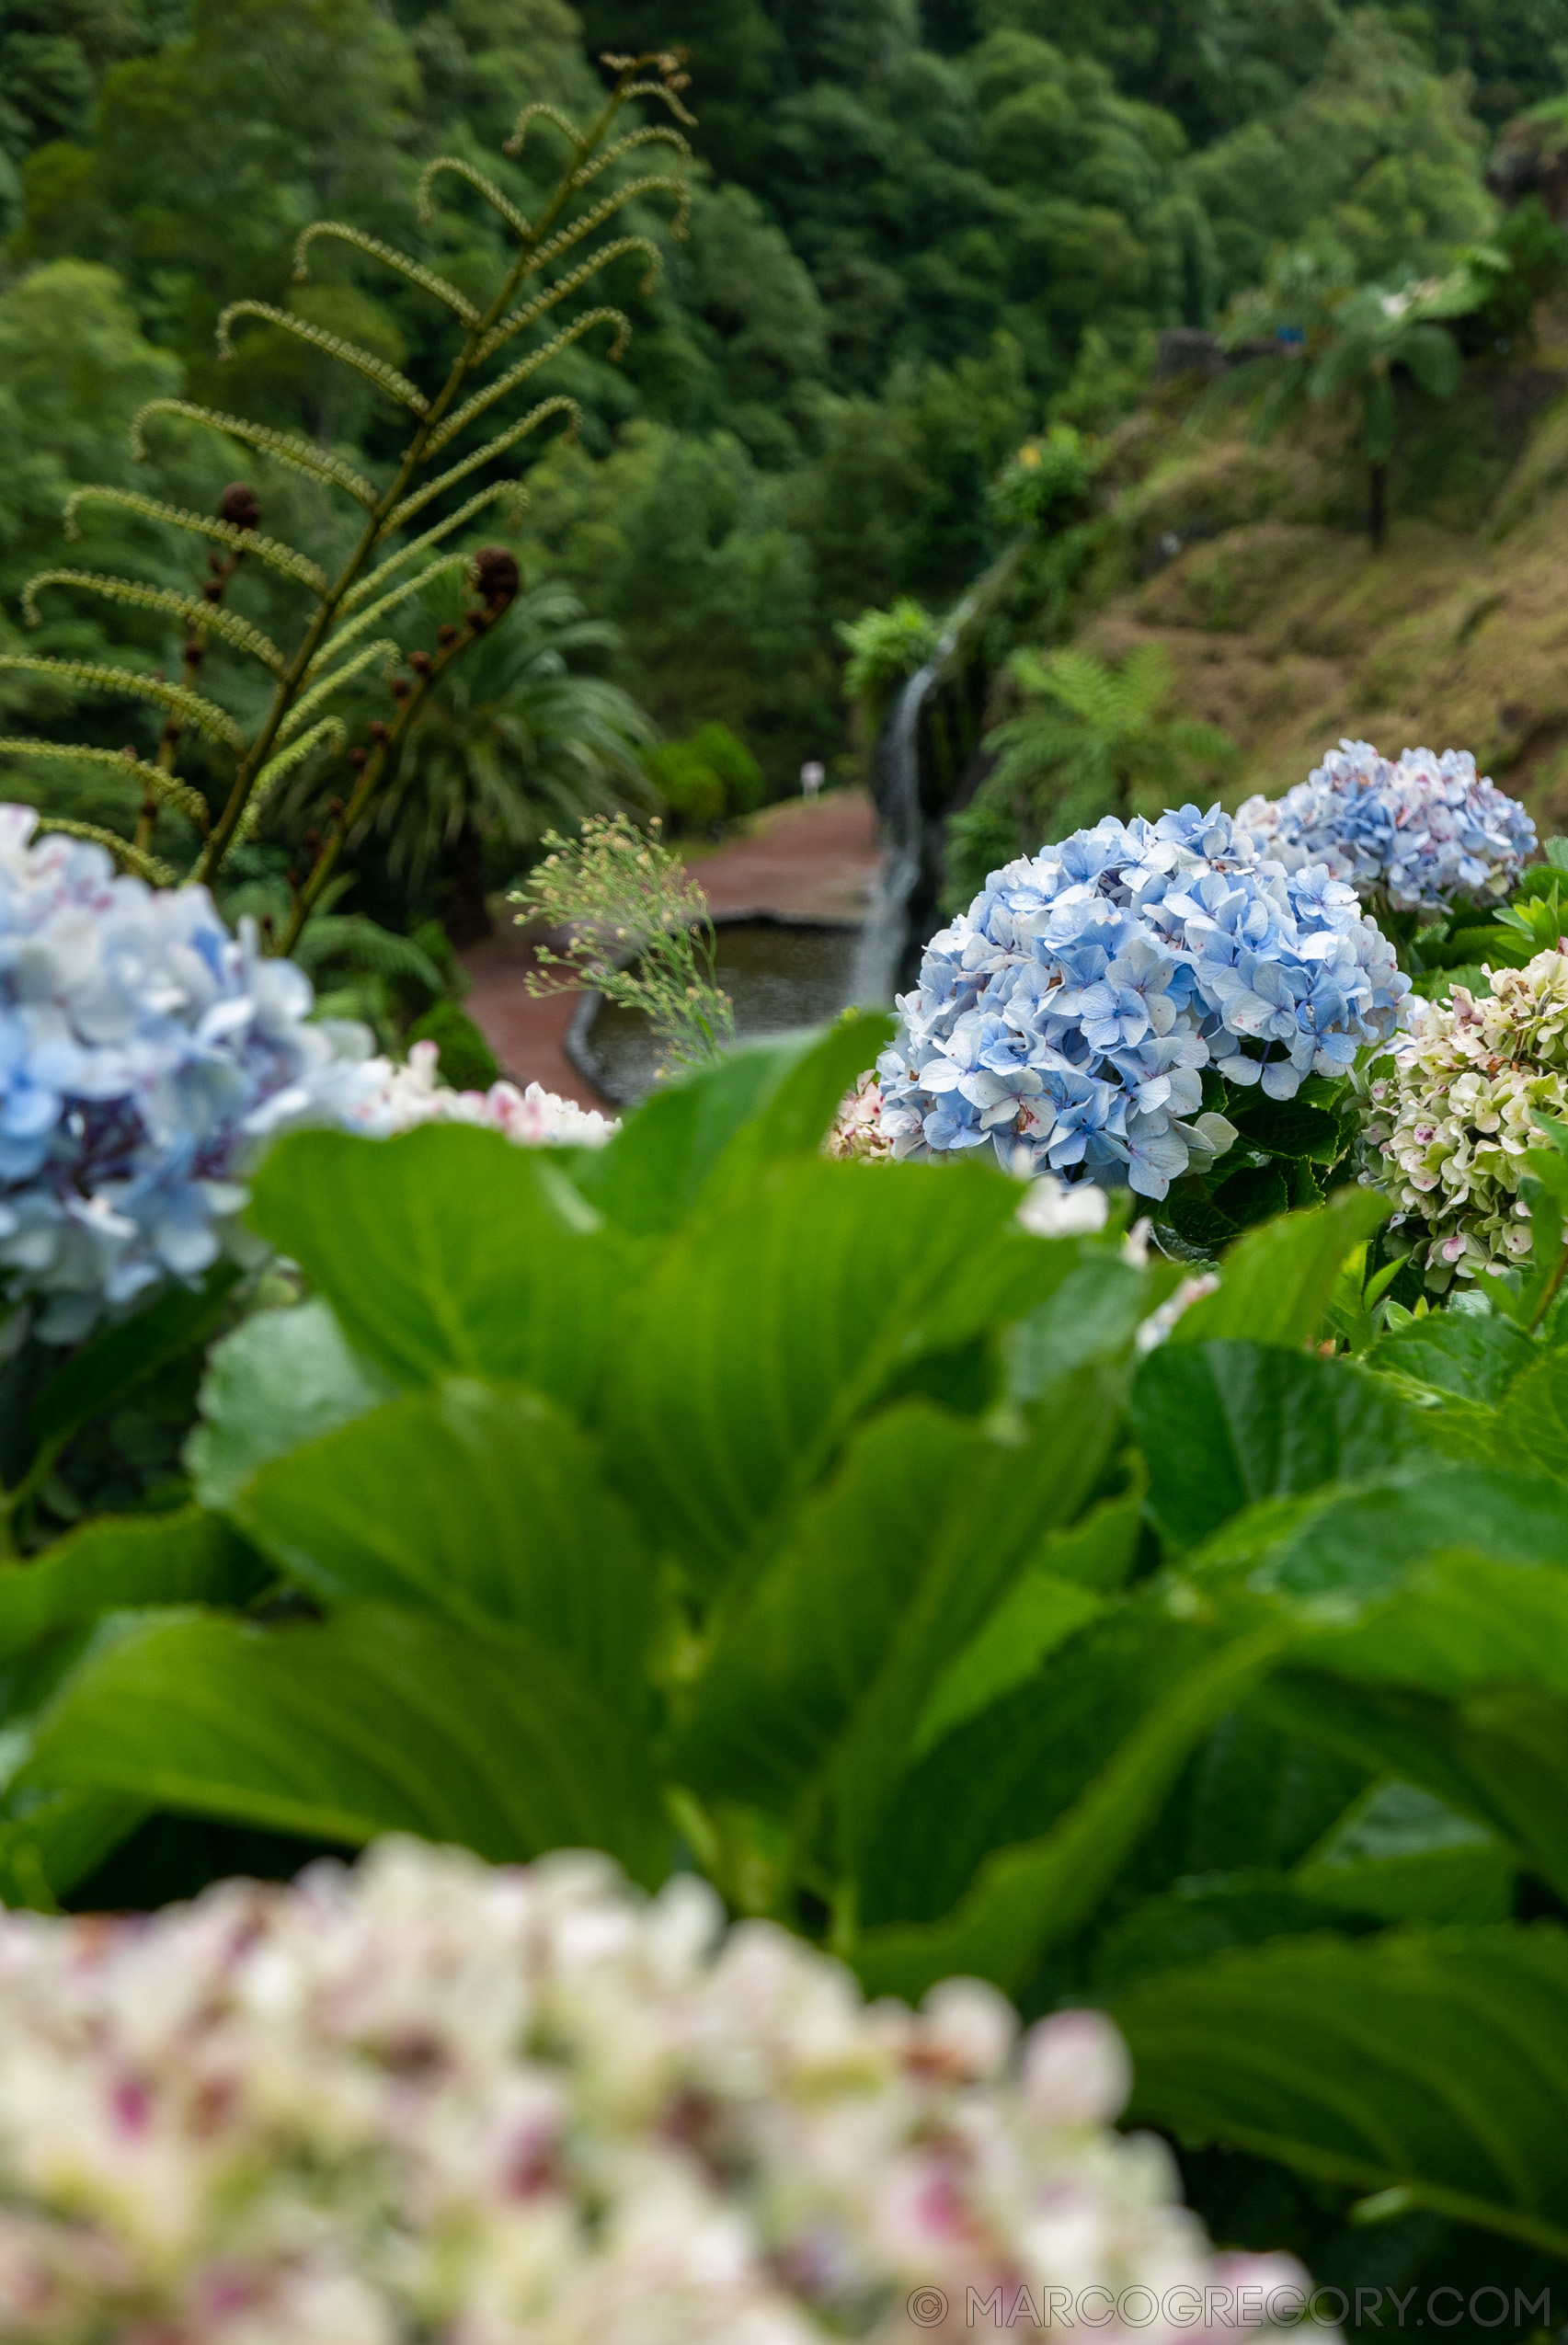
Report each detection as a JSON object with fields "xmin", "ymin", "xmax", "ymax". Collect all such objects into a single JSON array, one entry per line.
[
  {"xmin": 1238, "ymin": 740, "xmax": 1535, "ymax": 914},
  {"xmin": 0, "ymin": 1839, "xmax": 1319, "ymax": 2345},
  {"xmin": 1367, "ymin": 945, "xmax": 1568, "ymax": 1288}
]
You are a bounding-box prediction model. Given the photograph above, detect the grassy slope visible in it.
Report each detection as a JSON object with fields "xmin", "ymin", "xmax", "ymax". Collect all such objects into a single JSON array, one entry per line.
[{"xmin": 1066, "ymin": 351, "xmax": 1568, "ymax": 834}]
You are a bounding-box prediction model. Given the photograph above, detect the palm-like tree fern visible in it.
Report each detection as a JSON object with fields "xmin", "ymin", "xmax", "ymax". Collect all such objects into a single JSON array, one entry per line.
[
  {"xmin": 371, "ymin": 579, "xmax": 656, "ymax": 939},
  {"xmin": 1214, "ymin": 249, "xmax": 1475, "ymax": 548},
  {"xmin": 0, "ymin": 51, "xmax": 693, "ymax": 957}
]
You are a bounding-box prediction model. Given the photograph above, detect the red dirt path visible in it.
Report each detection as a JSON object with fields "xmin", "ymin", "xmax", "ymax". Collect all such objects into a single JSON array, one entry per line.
[{"xmin": 460, "ymin": 791, "xmax": 883, "ymax": 1111}]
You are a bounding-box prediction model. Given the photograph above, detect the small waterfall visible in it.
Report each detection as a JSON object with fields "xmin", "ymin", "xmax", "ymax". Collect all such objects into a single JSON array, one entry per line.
[
  {"xmin": 851, "ymin": 566, "xmax": 1001, "ymax": 1009},
  {"xmin": 850, "ymin": 655, "xmax": 936, "ymax": 1009}
]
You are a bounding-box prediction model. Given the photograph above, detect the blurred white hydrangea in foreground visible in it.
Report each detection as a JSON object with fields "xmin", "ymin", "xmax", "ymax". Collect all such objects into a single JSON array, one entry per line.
[
  {"xmin": 1238, "ymin": 740, "xmax": 1535, "ymax": 914},
  {"xmin": 0, "ymin": 1838, "xmax": 1312, "ymax": 2345},
  {"xmin": 0, "ymin": 812, "xmax": 612, "ymax": 1344},
  {"xmin": 337, "ymin": 1038, "xmax": 617, "ymax": 1150}
]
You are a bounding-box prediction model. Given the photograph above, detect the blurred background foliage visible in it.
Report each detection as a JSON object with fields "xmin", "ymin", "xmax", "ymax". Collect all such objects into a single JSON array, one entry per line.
[{"xmin": 6, "ymin": 0, "xmax": 1568, "ymax": 930}]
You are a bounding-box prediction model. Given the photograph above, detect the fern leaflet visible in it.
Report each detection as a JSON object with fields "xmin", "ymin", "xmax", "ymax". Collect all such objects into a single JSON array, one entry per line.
[
  {"xmin": 22, "ymin": 573, "xmax": 287, "ymax": 677},
  {"xmin": 0, "ymin": 656, "xmax": 246, "ymax": 750},
  {"xmin": 129, "ymin": 400, "xmax": 378, "ymax": 509}
]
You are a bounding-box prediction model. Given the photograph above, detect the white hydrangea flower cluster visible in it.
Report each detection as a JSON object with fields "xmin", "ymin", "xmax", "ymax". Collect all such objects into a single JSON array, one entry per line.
[
  {"xmin": 1238, "ymin": 740, "xmax": 1536, "ymax": 914},
  {"xmin": 0, "ymin": 1839, "xmax": 1310, "ymax": 2345},
  {"xmin": 0, "ymin": 812, "xmax": 613, "ymax": 1344},
  {"xmin": 876, "ymin": 806, "xmax": 1407, "ymax": 1200},
  {"xmin": 338, "ymin": 1038, "xmax": 617, "ymax": 1149},
  {"xmin": 1366, "ymin": 945, "xmax": 1568, "ymax": 1287}
]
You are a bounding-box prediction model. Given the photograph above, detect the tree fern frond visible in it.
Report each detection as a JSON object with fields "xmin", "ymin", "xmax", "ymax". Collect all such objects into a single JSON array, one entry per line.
[
  {"xmin": 0, "ymin": 740, "xmax": 208, "ymax": 830},
  {"xmin": 475, "ymin": 239, "xmax": 661, "ymax": 362},
  {"xmin": 239, "ymin": 717, "xmax": 346, "ymax": 841},
  {"xmin": 63, "ymin": 487, "xmax": 328, "ymax": 595},
  {"xmin": 276, "ymin": 640, "xmax": 400, "ymax": 741},
  {"xmin": 306, "ymin": 557, "xmax": 471, "ymax": 679},
  {"xmin": 129, "ymin": 399, "xmax": 378, "ymax": 508},
  {"xmin": 290, "ymin": 913, "xmax": 444, "ymax": 989},
  {"xmin": 292, "ymin": 223, "xmax": 480, "ymax": 326},
  {"xmin": 381, "ymin": 400, "xmax": 578, "ymax": 535},
  {"xmin": 520, "ymin": 177, "xmax": 690, "ymax": 280},
  {"xmin": 425, "ymin": 313, "xmax": 627, "ymax": 455},
  {"xmin": 23, "ymin": 572, "xmax": 287, "ymax": 677},
  {"xmin": 29, "ymin": 818, "xmax": 175, "ymax": 885},
  {"xmin": 502, "ymin": 101, "xmax": 585, "ymax": 157},
  {"xmin": 0, "ymin": 656, "xmax": 246, "ymax": 750},
  {"xmin": 416, "ymin": 158, "xmax": 530, "ymax": 239},
  {"xmin": 617, "ymin": 79, "xmax": 698, "ymax": 126},
  {"xmin": 216, "ymin": 303, "xmax": 429, "ymax": 416},
  {"xmin": 570, "ymin": 126, "xmax": 691, "ymax": 192},
  {"xmin": 344, "ymin": 487, "xmax": 520, "ymax": 612}
]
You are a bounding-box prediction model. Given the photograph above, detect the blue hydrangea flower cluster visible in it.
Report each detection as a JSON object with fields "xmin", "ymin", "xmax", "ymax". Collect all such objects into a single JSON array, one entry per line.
[
  {"xmin": 876, "ymin": 805, "xmax": 1410, "ymax": 1198},
  {"xmin": 1237, "ymin": 740, "xmax": 1536, "ymax": 913},
  {"xmin": 0, "ymin": 807, "xmax": 381, "ymax": 1344}
]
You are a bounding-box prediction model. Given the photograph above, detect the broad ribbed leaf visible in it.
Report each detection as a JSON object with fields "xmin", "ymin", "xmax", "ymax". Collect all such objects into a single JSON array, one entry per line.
[
  {"xmin": 0, "ymin": 1509, "xmax": 262, "ymax": 1660},
  {"xmin": 1110, "ymin": 1927, "xmax": 1568, "ymax": 2259},
  {"xmin": 675, "ymin": 1371, "xmax": 1119, "ymax": 1852},
  {"xmin": 1497, "ymin": 1347, "xmax": 1568, "ymax": 1481},
  {"xmin": 0, "ymin": 1790, "xmax": 146, "ymax": 1909},
  {"xmin": 187, "ymin": 1298, "xmax": 394, "ymax": 1509},
  {"xmin": 246, "ymin": 1127, "xmax": 638, "ymax": 1405},
  {"xmin": 20, "ymin": 1606, "xmax": 667, "ymax": 1883},
  {"xmin": 1293, "ymin": 1779, "xmax": 1513, "ymax": 1924},
  {"xmin": 1246, "ymin": 1472, "xmax": 1568, "ymax": 1622},
  {"xmin": 1171, "ymin": 1187, "xmax": 1391, "ymax": 1349},
  {"xmin": 853, "ymin": 1624, "xmax": 1288, "ymax": 1999},
  {"xmin": 1136, "ymin": 1342, "xmax": 1435, "ymax": 1550},
  {"xmin": 235, "ymin": 1380, "xmax": 652, "ymax": 1698},
  {"xmin": 570, "ymin": 1036, "xmax": 816, "ymax": 1237},
  {"xmin": 1370, "ymin": 1312, "xmax": 1536, "ymax": 1406},
  {"xmin": 914, "ymin": 1572, "xmax": 1105, "ymax": 1758},
  {"xmin": 601, "ymin": 1157, "xmax": 1040, "ymax": 1585}
]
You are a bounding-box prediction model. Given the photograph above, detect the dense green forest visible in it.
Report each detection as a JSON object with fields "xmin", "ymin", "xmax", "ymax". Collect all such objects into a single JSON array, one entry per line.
[{"xmin": 2, "ymin": 0, "xmax": 1565, "ymax": 921}]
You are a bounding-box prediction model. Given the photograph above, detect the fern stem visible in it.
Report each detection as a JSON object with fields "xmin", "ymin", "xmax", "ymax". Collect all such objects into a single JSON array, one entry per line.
[{"xmin": 196, "ymin": 59, "xmax": 658, "ymax": 890}]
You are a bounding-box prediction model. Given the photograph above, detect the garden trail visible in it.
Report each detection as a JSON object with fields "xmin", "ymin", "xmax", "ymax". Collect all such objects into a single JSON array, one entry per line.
[{"xmin": 461, "ymin": 790, "xmax": 883, "ymax": 1109}]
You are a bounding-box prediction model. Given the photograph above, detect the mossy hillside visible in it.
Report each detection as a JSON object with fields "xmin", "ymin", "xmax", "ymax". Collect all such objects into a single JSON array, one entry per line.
[{"xmin": 1059, "ymin": 372, "xmax": 1568, "ymax": 831}]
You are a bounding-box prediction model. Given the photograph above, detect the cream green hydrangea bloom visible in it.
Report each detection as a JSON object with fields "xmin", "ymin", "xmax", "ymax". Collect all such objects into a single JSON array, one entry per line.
[{"xmin": 1367, "ymin": 946, "xmax": 1568, "ymax": 1287}]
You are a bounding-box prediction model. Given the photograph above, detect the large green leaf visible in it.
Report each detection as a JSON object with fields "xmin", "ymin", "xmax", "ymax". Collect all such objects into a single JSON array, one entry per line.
[
  {"xmin": 1369, "ymin": 1311, "xmax": 1536, "ymax": 1407},
  {"xmin": 0, "ymin": 1508, "xmax": 263, "ymax": 1661},
  {"xmin": 186, "ymin": 1298, "xmax": 395, "ymax": 1510},
  {"xmin": 1241, "ymin": 1466, "xmax": 1568, "ymax": 1619},
  {"xmin": 246, "ymin": 1127, "xmax": 639, "ymax": 1405},
  {"xmin": 914, "ymin": 1573, "xmax": 1106, "ymax": 1757},
  {"xmin": 1170, "ymin": 1186, "xmax": 1391, "ymax": 1349},
  {"xmin": 1004, "ymin": 1257, "xmax": 1152, "ymax": 1390},
  {"xmin": 235, "ymin": 1379, "xmax": 652, "ymax": 1697},
  {"xmin": 1293, "ymin": 1779, "xmax": 1514, "ymax": 1925},
  {"xmin": 702, "ymin": 1012, "xmax": 896, "ymax": 1200},
  {"xmin": 1496, "ymin": 1346, "xmax": 1568, "ymax": 1481},
  {"xmin": 1091, "ymin": 1870, "xmax": 1364, "ymax": 1991},
  {"xmin": 675, "ymin": 1372, "xmax": 1119, "ymax": 1856},
  {"xmin": 1135, "ymin": 1342, "xmax": 1435, "ymax": 1550},
  {"xmin": 1109, "ymin": 1926, "xmax": 1568, "ymax": 2258},
  {"xmin": 19, "ymin": 1606, "xmax": 667, "ymax": 1882},
  {"xmin": 601, "ymin": 1157, "xmax": 1052, "ymax": 1585},
  {"xmin": 0, "ymin": 1790, "xmax": 146, "ymax": 1910},
  {"xmin": 569, "ymin": 1019, "xmax": 890, "ymax": 1237},
  {"xmin": 853, "ymin": 1623, "xmax": 1288, "ymax": 1999}
]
